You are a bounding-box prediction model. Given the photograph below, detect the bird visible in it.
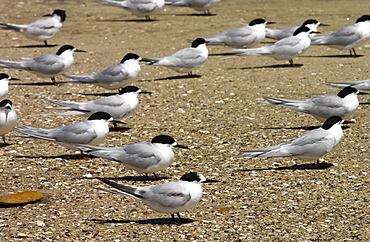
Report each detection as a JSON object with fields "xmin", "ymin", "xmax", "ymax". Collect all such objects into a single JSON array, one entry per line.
[
  {"xmin": 141, "ymin": 38, "xmax": 208, "ymax": 77},
  {"xmin": 63, "ymin": 53, "xmax": 141, "ymax": 90},
  {"xmin": 100, "ymin": 0, "xmax": 165, "ymax": 21},
  {"xmin": 265, "ymin": 19, "xmax": 329, "ymax": 40},
  {"xmin": 0, "ymin": 9, "xmax": 66, "ymax": 46},
  {"xmin": 42, "ymin": 86, "xmax": 151, "ymax": 128},
  {"xmin": 263, "ymin": 86, "xmax": 363, "ymax": 122},
  {"xmin": 165, "ymin": 0, "xmax": 221, "ymax": 15},
  {"xmin": 0, "ymin": 100, "xmax": 17, "ymax": 146},
  {"xmin": 75, "ymin": 135, "xmax": 189, "ymax": 178},
  {"xmin": 96, "ymin": 172, "xmax": 219, "ymax": 221},
  {"xmin": 0, "ymin": 73, "xmax": 19, "ymax": 100},
  {"xmin": 204, "ymin": 18, "xmax": 274, "ymax": 47},
  {"xmin": 228, "ymin": 26, "xmax": 318, "ymax": 67},
  {"xmin": 328, "ymin": 78, "xmax": 370, "ymax": 91},
  {"xmin": 311, "ymin": 15, "xmax": 370, "ymax": 57},
  {"xmin": 0, "ymin": 45, "xmax": 85, "ymax": 84},
  {"xmin": 13, "ymin": 112, "xmax": 125, "ymax": 154},
  {"xmin": 239, "ymin": 116, "xmax": 344, "ymax": 166}
]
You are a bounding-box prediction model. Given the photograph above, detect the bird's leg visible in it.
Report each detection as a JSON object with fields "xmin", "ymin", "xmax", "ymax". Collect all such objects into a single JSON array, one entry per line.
[
  {"xmin": 205, "ymin": 10, "xmax": 211, "ymax": 15},
  {"xmin": 176, "ymin": 213, "xmax": 182, "ymax": 222},
  {"xmin": 44, "ymin": 40, "xmax": 48, "ymax": 46},
  {"xmin": 2, "ymin": 136, "xmax": 9, "ymax": 146},
  {"xmin": 146, "ymin": 16, "xmax": 151, "ymax": 21},
  {"xmin": 153, "ymin": 173, "xmax": 159, "ymax": 180},
  {"xmin": 51, "ymin": 77, "xmax": 58, "ymax": 85},
  {"xmin": 188, "ymin": 71, "xmax": 193, "ymax": 77},
  {"xmin": 289, "ymin": 59, "xmax": 295, "ymax": 67},
  {"xmin": 80, "ymin": 151, "xmax": 91, "ymax": 160}
]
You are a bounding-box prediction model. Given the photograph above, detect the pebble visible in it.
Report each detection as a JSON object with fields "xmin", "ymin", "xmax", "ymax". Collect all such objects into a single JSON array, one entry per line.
[{"xmin": 0, "ymin": 191, "xmax": 43, "ymax": 206}]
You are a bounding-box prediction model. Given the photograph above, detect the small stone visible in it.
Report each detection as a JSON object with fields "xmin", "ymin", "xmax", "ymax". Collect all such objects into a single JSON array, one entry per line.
[{"xmin": 0, "ymin": 191, "xmax": 43, "ymax": 206}]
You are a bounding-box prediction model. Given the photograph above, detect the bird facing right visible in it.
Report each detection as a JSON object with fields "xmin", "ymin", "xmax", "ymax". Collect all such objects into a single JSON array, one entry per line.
[
  {"xmin": 229, "ymin": 26, "xmax": 318, "ymax": 67},
  {"xmin": 142, "ymin": 38, "xmax": 208, "ymax": 77},
  {"xmin": 75, "ymin": 135, "xmax": 189, "ymax": 178},
  {"xmin": 0, "ymin": 45, "xmax": 85, "ymax": 84},
  {"xmin": 96, "ymin": 172, "xmax": 219, "ymax": 221},
  {"xmin": 0, "ymin": 73, "xmax": 19, "ymax": 100},
  {"xmin": 63, "ymin": 53, "xmax": 141, "ymax": 90},
  {"xmin": 263, "ymin": 86, "xmax": 363, "ymax": 122},
  {"xmin": 239, "ymin": 116, "xmax": 344, "ymax": 166},
  {"xmin": 0, "ymin": 9, "xmax": 66, "ymax": 46},
  {"xmin": 311, "ymin": 15, "xmax": 370, "ymax": 57}
]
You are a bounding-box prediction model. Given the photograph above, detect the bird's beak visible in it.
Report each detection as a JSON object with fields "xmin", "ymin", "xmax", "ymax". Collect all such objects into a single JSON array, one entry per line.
[
  {"xmin": 175, "ymin": 144, "xmax": 190, "ymax": 149},
  {"xmin": 358, "ymin": 92, "xmax": 368, "ymax": 95},
  {"xmin": 75, "ymin": 49, "xmax": 87, "ymax": 53},
  {"xmin": 43, "ymin": 14, "xmax": 52, "ymax": 17},
  {"xmin": 140, "ymin": 90, "xmax": 152, "ymax": 94},
  {"xmin": 311, "ymin": 31, "xmax": 321, "ymax": 34},
  {"xmin": 10, "ymin": 77, "xmax": 20, "ymax": 81},
  {"xmin": 110, "ymin": 120, "xmax": 126, "ymax": 124},
  {"xmin": 319, "ymin": 23, "xmax": 330, "ymax": 26},
  {"xmin": 267, "ymin": 21, "xmax": 276, "ymax": 25},
  {"xmin": 203, "ymin": 179, "xmax": 220, "ymax": 183}
]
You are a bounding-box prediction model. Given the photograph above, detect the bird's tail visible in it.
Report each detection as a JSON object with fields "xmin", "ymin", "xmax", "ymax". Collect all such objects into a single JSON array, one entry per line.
[
  {"xmin": 263, "ymin": 96, "xmax": 307, "ymax": 112},
  {"xmin": 165, "ymin": 1, "xmax": 189, "ymax": 7},
  {"xmin": 97, "ymin": 178, "xmax": 144, "ymax": 199},
  {"xmin": 228, "ymin": 47, "xmax": 268, "ymax": 56},
  {"xmin": 0, "ymin": 22, "xmax": 25, "ymax": 32},
  {"xmin": 101, "ymin": 0, "xmax": 127, "ymax": 8},
  {"xmin": 62, "ymin": 74, "xmax": 97, "ymax": 84}
]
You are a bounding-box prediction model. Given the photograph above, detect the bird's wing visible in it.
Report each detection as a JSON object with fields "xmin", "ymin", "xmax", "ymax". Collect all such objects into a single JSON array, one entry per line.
[{"xmin": 143, "ymin": 181, "xmax": 191, "ymax": 207}]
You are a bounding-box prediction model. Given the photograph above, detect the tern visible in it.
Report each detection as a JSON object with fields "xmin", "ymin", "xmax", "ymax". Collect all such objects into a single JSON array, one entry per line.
[
  {"xmin": 311, "ymin": 15, "xmax": 370, "ymax": 57},
  {"xmin": 0, "ymin": 45, "xmax": 86, "ymax": 84},
  {"xmin": 165, "ymin": 0, "xmax": 221, "ymax": 15},
  {"xmin": 96, "ymin": 172, "xmax": 219, "ymax": 221},
  {"xmin": 0, "ymin": 73, "xmax": 19, "ymax": 100},
  {"xmin": 0, "ymin": 100, "xmax": 17, "ymax": 146},
  {"xmin": 75, "ymin": 135, "xmax": 189, "ymax": 178},
  {"xmin": 240, "ymin": 116, "xmax": 344, "ymax": 166},
  {"xmin": 0, "ymin": 9, "xmax": 66, "ymax": 46}
]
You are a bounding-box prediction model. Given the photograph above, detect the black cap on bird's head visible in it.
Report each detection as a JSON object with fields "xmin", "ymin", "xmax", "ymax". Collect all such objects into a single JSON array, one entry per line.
[
  {"xmin": 0, "ymin": 99, "xmax": 13, "ymax": 109},
  {"xmin": 249, "ymin": 18, "xmax": 266, "ymax": 26},
  {"xmin": 191, "ymin": 38, "xmax": 207, "ymax": 48},
  {"xmin": 56, "ymin": 45, "xmax": 86, "ymax": 55},
  {"xmin": 88, "ymin": 112, "xmax": 112, "ymax": 120},
  {"xmin": 293, "ymin": 26, "xmax": 319, "ymax": 36},
  {"xmin": 180, "ymin": 172, "xmax": 220, "ymax": 183},
  {"xmin": 322, "ymin": 116, "xmax": 343, "ymax": 130},
  {"xmin": 0, "ymin": 73, "xmax": 19, "ymax": 81},
  {"xmin": 151, "ymin": 135, "xmax": 189, "ymax": 149},
  {"xmin": 356, "ymin": 15, "xmax": 370, "ymax": 23},
  {"xmin": 121, "ymin": 53, "xmax": 141, "ymax": 63},
  {"xmin": 337, "ymin": 86, "xmax": 358, "ymax": 98},
  {"xmin": 118, "ymin": 86, "xmax": 151, "ymax": 95},
  {"xmin": 43, "ymin": 9, "xmax": 66, "ymax": 22},
  {"xmin": 302, "ymin": 19, "xmax": 329, "ymax": 26}
]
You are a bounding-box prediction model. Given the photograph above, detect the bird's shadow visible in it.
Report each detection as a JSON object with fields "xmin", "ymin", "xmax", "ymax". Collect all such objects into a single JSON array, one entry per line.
[
  {"xmin": 16, "ymin": 154, "xmax": 85, "ymax": 160},
  {"xmin": 237, "ymin": 64, "xmax": 303, "ymax": 69},
  {"xmin": 359, "ymin": 102, "xmax": 370, "ymax": 105},
  {"xmin": 91, "ymin": 218, "xmax": 193, "ymax": 225},
  {"xmin": 241, "ymin": 162, "xmax": 334, "ymax": 171},
  {"xmin": 262, "ymin": 125, "xmax": 320, "ymax": 131},
  {"xmin": 301, "ymin": 54, "xmax": 364, "ymax": 58},
  {"xmin": 96, "ymin": 19, "xmax": 159, "ymax": 23},
  {"xmin": 0, "ymin": 143, "xmax": 13, "ymax": 147},
  {"xmin": 0, "ymin": 44, "xmax": 58, "ymax": 49},
  {"xmin": 10, "ymin": 81, "xmax": 70, "ymax": 86},
  {"xmin": 77, "ymin": 175, "xmax": 169, "ymax": 181},
  {"xmin": 154, "ymin": 74, "xmax": 201, "ymax": 81}
]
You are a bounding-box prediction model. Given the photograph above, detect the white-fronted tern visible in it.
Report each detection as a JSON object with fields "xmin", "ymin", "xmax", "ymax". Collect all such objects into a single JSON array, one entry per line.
[
  {"xmin": 63, "ymin": 53, "xmax": 141, "ymax": 90},
  {"xmin": 0, "ymin": 9, "xmax": 66, "ymax": 46},
  {"xmin": 204, "ymin": 18, "xmax": 274, "ymax": 47},
  {"xmin": 240, "ymin": 116, "xmax": 344, "ymax": 165},
  {"xmin": 142, "ymin": 38, "xmax": 208, "ymax": 76},
  {"xmin": 229, "ymin": 26, "xmax": 317, "ymax": 67},
  {"xmin": 101, "ymin": 0, "xmax": 164, "ymax": 21},
  {"xmin": 311, "ymin": 15, "xmax": 370, "ymax": 57},
  {"xmin": 14, "ymin": 112, "xmax": 124, "ymax": 153},
  {"xmin": 75, "ymin": 135, "xmax": 189, "ymax": 178},
  {"xmin": 0, "ymin": 100, "xmax": 17, "ymax": 146},
  {"xmin": 96, "ymin": 172, "xmax": 219, "ymax": 221},
  {"xmin": 263, "ymin": 86, "xmax": 363, "ymax": 122},
  {"xmin": 165, "ymin": 0, "xmax": 221, "ymax": 15},
  {"xmin": 0, "ymin": 73, "xmax": 19, "ymax": 100},
  {"xmin": 0, "ymin": 45, "xmax": 85, "ymax": 84},
  {"xmin": 265, "ymin": 19, "xmax": 329, "ymax": 40},
  {"xmin": 42, "ymin": 86, "xmax": 150, "ymax": 127}
]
